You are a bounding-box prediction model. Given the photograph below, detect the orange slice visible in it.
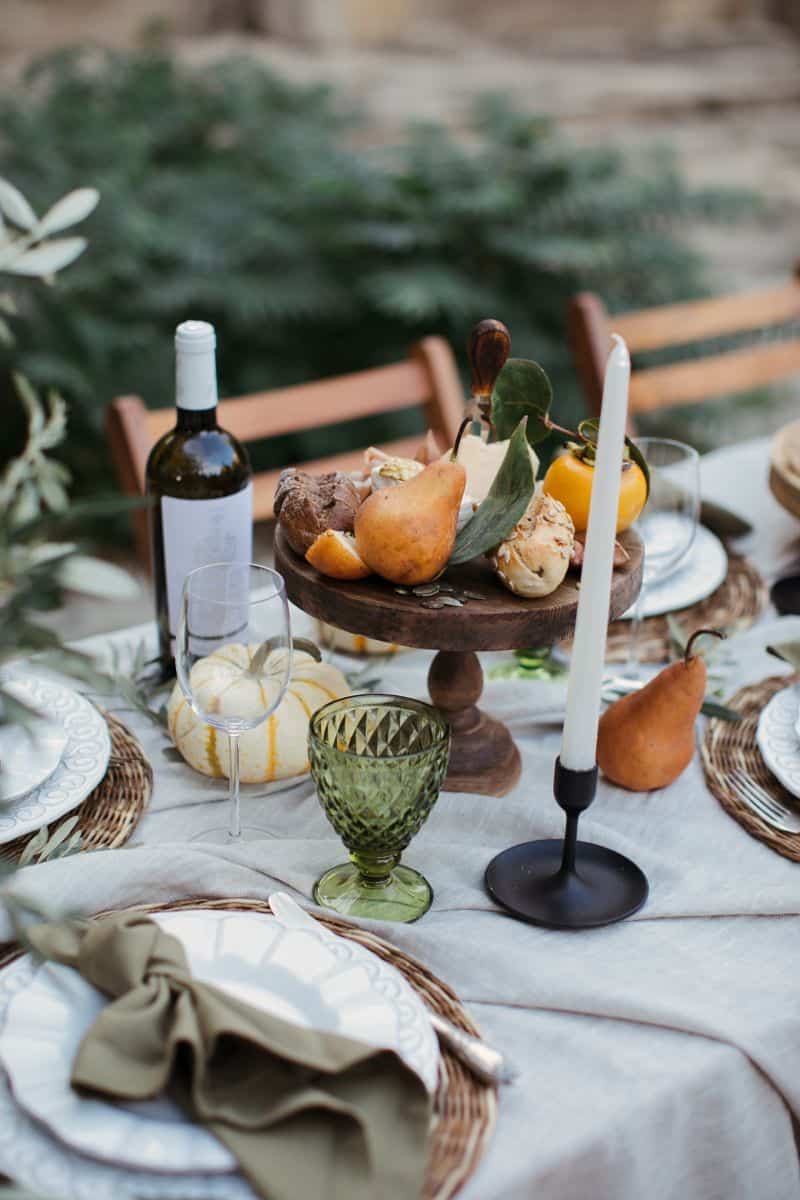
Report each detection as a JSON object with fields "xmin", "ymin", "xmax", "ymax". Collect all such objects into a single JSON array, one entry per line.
[{"xmin": 305, "ymin": 529, "xmax": 372, "ymax": 580}]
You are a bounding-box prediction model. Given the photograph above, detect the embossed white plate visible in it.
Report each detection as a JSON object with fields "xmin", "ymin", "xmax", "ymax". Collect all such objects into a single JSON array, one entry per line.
[
  {"xmin": 757, "ymin": 684, "xmax": 800, "ymax": 799},
  {"xmin": 0, "ymin": 679, "xmax": 67, "ymax": 803},
  {"xmin": 620, "ymin": 524, "xmax": 728, "ymax": 620},
  {"xmin": 0, "ymin": 909, "xmax": 439, "ymax": 1176},
  {"xmin": 0, "ymin": 677, "xmax": 110, "ymax": 844}
]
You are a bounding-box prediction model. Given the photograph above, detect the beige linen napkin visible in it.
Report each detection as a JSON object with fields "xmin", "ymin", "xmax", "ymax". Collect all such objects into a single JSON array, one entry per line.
[{"xmin": 27, "ymin": 912, "xmax": 431, "ymax": 1200}]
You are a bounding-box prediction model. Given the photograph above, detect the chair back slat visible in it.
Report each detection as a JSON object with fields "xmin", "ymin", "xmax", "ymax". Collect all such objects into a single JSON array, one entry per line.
[
  {"xmin": 569, "ymin": 271, "xmax": 800, "ymax": 421},
  {"xmin": 145, "ymin": 360, "xmax": 431, "ymax": 446},
  {"xmin": 629, "ymin": 338, "xmax": 800, "ymax": 413},
  {"xmin": 107, "ymin": 336, "xmax": 465, "ymax": 569},
  {"xmin": 615, "ymin": 281, "xmax": 800, "ymax": 354}
]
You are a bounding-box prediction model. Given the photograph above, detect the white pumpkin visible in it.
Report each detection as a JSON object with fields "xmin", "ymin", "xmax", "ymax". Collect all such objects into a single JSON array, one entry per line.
[
  {"xmin": 315, "ymin": 620, "xmax": 403, "ymax": 657},
  {"xmin": 167, "ymin": 646, "xmax": 350, "ymax": 782}
]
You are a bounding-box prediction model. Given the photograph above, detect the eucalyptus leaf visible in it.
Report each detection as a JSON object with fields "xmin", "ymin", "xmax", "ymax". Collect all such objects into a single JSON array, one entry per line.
[
  {"xmin": 37, "ymin": 187, "xmax": 99, "ymax": 236},
  {"xmin": 57, "ymin": 554, "xmax": 139, "ymax": 599},
  {"xmin": 0, "ymin": 177, "xmax": 36, "ymax": 231},
  {"xmin": 36, "ymin": 472, "xmax": 69, "ymax": 513},
  {"xmin": 449, "ymin": 417, "xmax": 535, "ymax": 564},
  {"xmin": 700, "ymin": 698, "xmax": 741, "ymax": 722},
  {"xmin": 766, "ymin": 642, "xmax": 800, "ymax": 672},
  {"xmin": 18, "ymin": 825, "xmax": 48, "ymax": 867},
  {"xmin": 490, "ymin": 358, "xmax": 553, "ymax": 445},
  {"xmin": 38, "ymin": 814, "xmax": 80, "ymax": 861},
  {"xmin": 10, "ymin": 237, "xmax": 87, "ymax": 277}
]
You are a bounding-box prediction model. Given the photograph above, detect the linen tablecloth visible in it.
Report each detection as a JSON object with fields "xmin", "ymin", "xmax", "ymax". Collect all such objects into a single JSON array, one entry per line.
[{"xmin": 3, "ymin": 436, "xmax": 800, "ymax": 1200}]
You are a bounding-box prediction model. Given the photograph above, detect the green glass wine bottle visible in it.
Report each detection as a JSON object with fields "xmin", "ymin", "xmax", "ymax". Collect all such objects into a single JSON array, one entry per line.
[{"xmin": 146, "ymin": 320, "xmax": 253, "ymax": 670}]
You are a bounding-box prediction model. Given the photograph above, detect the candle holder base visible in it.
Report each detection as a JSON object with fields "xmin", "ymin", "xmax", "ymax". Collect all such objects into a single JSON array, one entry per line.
[{"xmin": 485, "ymin": 839, "xmax": 648, "ymax": 930}]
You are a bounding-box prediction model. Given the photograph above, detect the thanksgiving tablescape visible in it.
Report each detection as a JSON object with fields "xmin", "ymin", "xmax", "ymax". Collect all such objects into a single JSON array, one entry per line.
[{"xmin": 3, "ymin": 297, "xmax": 798, "ymax": 1200}]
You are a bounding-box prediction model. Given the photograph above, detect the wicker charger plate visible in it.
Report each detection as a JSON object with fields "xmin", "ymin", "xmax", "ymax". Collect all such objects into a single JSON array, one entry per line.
[
  {"xmin": 0, "ymin": 712, "xmax": 151, "ymax": 864},
  {"xmin": 603, "ymin": 553, "xmax": 767, "ymax": 664},
  {"xmin": 701, "ymin": 674, "xmax": 800, "ymax": 861},
  {"xmin": 0, "ymin": 895, "xmax": 497, "ymax": 1200}
]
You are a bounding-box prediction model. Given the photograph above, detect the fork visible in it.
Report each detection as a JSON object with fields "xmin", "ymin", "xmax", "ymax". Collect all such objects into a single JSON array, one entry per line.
[{"xmin": 731, "ymin": 770, "xmax": 800, "ymax": 834}]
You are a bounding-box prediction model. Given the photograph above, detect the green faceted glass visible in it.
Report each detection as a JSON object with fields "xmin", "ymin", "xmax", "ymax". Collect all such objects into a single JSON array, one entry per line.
[{"xmin": 309, "ymin": 694, "xmax": 450, "ymax": 923}]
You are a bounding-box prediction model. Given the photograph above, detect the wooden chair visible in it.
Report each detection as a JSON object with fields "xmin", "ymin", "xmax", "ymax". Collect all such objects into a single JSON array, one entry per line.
[
  {"xmin": 106, "ymin": 337, "xmax": 466, "ymax": 567},
  {"xmin": 568, "ymin": 270, "xmax": 800, "ymax": 420}
]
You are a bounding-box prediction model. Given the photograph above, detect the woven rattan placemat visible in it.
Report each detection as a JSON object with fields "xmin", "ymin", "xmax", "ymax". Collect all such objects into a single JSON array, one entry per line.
[
  {"xmin": 0, "ymin": 711, "xmax": 151, "ymax": 864},
  {"xmin": 701, "ymin": 674, "xmax": 800, "ymax": 862},
  {"xmin": 603, "ymin": 553, "xmax": 767, "ymax": 663},
  {"xmin": 0, "ymin": 896, "xmax": 497, "ymax": 1200}
]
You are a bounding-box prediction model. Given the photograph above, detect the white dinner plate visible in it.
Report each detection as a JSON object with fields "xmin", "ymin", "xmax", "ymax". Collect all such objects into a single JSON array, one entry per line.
[
  {"xmin": 619, "ymin": 523, "xmax": 728, "ymax": 620},
  {"xmin": 0, "ymin": 677, "xmax": 110, "ymax": 844},
  {"xmin": 756, "ymin": 685, "xmax": 800, "ymax": 799},
  {"xmin": 0, "ymin": 909, "xmax": 439, "ymax": 1176},
  {"xmin": 0, "ymin": 680, "xmax": 68, "ymax": 803}
]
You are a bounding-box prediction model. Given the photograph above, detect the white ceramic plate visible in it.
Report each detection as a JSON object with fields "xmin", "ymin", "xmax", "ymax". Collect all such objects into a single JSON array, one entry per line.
[
  {"xmin": 0, "ymin": 679, "xmax": 68, "ymax": 803},
  {"xmin": 757, "ymin": 685, "xmax": 800, "ymax": 800},
  {"xmin": 0, "ymin": 955, "xmax": 257, "ymax": 1200},
  {"xmin": 619, "ymin": 523, "xmax": 728, "ymax": 620},
  {"xmin": 0, "ymin": 677, "xmax": 110, "ymax": 845},
  {"xmin": 0, "ymin": 909, "xmax": 439, "ymax": 1176}
]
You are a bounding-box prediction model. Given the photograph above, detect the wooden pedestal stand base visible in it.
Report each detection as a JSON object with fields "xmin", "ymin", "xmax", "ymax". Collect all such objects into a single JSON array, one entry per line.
[
  {"xmin": 428, "ymin": 651, "xmax": 521, "ymax": 796},
  {"xmin": 274, "ymin": 527, "xmax": 643, "ymax": 797}
]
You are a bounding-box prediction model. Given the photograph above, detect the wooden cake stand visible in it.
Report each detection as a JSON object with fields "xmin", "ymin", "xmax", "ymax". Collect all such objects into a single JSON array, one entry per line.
[{"xmin": 275, "ymin": 526, "xmax": 643, "ymax": 797}]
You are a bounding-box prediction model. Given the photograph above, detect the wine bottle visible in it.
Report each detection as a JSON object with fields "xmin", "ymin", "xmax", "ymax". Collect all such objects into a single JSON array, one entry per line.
[{"xmin": 146, "ymin": 320, "xmax": 253, "ymax": 669}]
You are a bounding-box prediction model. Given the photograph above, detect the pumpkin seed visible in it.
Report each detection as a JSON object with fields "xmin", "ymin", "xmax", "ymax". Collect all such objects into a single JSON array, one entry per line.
[
  {"xmin": 394, "ymin": 587, "xmax": 409, "ymax": 595},
  {"xmin": 462, "ymin": 590, "xmax": 487, "ymax": 601},
  {"xmin": 437, "ymin": 583, "xmax": 456, "ymax": 593},
  {"xmin": 412, "ymin": 584, "xmax": 440, "ymax": 597},
  {"xmin": 420, "ymin": 598, "xmax": 446, "ymax": 609},
  {"xmin": 437, "ymin": 596, "xmax": 464, "ymax": 607}
]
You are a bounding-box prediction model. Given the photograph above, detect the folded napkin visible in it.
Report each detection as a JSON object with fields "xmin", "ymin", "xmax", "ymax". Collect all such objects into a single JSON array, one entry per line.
[{"xmin": 27, "ymin": 912, "xmax": 431, "ymax": 1200}]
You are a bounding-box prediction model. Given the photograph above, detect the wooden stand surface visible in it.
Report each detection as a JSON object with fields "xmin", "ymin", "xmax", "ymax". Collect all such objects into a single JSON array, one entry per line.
[
  {"xmin": 275, "ymin": 526, "xmax": 643, "ymax": 796},
  {"xmin": 770, "ymin": 419, "xmax": 800, "ymax": 519}
]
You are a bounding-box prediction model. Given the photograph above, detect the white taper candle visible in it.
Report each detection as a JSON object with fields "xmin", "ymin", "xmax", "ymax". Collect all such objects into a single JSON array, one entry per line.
[{"xmin": 560, "ymin": 334, "xmax": 631, "ymax": 771}]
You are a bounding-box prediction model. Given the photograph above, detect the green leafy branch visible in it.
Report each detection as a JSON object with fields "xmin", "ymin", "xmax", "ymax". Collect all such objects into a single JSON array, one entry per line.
[{"xmin": 491, "ymin": 357, "xmax": 650, "ymax": 496}]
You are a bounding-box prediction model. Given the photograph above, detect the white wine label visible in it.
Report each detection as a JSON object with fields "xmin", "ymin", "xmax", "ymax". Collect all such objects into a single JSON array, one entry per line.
[{"xmin": 162, "ymin": 483, "xmax": 253, "ymax": 652}]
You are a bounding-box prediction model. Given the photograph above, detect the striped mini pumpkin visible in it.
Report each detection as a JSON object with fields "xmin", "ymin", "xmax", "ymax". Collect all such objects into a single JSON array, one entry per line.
[{"xmin": 167, "ymin": 648, "xmax": 350, "ymax": 782}]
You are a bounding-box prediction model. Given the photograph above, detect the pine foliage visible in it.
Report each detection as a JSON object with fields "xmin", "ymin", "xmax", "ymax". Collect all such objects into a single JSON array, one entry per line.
[{"xmin": 0, "ymin": 48, "xmax": 753, "ymax": 489}]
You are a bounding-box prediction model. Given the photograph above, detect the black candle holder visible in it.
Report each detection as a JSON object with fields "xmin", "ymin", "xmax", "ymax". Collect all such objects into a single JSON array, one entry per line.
[{"xmin": 485, "ymin": 757, "xmax": 648, "ymax": 929}]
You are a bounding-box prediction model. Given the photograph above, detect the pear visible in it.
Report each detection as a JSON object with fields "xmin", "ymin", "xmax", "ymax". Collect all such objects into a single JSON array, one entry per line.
[
  {"xmin": 444, "ymin": 433, "xmax": 539, "ymax": 504},
  {"xmin": 354, "ymin": 458, "xmax": 466, "ymax": 585},
  {"xmin": 597, "ymin": 629, "xmax": 723, "ymax": 792}
]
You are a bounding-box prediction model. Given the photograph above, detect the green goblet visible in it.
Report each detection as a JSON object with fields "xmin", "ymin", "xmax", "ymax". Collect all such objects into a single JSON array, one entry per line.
[{"xmin": 309, "ymin": 694, "xmax": 450, "ymax": 923}]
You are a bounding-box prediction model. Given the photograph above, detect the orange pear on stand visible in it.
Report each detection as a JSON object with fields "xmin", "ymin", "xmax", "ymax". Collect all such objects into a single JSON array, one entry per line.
[
  {"xmin": 354, "ymin": 457, "xmax": 466, "ymax": 585},
  {"xmin": 597, "ymin": 629, "xmax": 724, "ymax": 792}
]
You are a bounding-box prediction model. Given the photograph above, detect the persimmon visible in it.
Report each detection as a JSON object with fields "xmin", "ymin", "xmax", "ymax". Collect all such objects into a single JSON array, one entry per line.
[{"xmin": 542, "ymin": 447, "xmax": 647, "ymax": 534}]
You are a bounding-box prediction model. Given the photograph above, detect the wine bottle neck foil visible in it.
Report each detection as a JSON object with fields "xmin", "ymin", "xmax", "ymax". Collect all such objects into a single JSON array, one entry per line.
[{"xmin": 175, "ymin": 319, "xmax": 218, "ymax": 412}]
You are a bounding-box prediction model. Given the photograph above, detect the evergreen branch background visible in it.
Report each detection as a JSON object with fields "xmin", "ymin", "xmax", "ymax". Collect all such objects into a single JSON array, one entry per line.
[{"xmin": 0, "ymin": 47, "xmax": 756, "ymax": 509}]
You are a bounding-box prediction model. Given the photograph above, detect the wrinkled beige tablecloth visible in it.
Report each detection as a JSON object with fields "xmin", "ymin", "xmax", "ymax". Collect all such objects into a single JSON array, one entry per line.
[{"xmin": 3, "ymin": 437, "xmax": 800, "ymax": 1200}]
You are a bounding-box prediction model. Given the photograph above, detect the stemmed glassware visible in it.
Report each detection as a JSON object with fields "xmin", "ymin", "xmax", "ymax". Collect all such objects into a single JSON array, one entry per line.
[
  {"xmin": 309, "ymin": 694, "xmax": 450, "ymax": 922},
  {"xmin": 177, "ymin": 562, "xmax": 292, "ymax": 843},
  {"xmin": 624, "ymin": 437, "xmax": 700, "ymax": 678}
]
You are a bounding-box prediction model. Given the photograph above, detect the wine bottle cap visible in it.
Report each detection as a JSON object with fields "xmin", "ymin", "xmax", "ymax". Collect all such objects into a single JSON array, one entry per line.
[
  {"xmin": 175, "ymin": 320, "xmax": 216, "ymax": 354},
  {"xmin": 175, "ymin": 320, "xmax": 217, "ymax": 410}
]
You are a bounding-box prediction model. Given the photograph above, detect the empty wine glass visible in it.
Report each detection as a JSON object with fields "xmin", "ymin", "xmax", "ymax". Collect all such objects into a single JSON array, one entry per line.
[
  {"xmin": 177, "ymin": 562, "xmax": 291, "ymax": 843},
  {"xmin": 624, "ymin": 437, "xmax": 700, "ymax": 677}
]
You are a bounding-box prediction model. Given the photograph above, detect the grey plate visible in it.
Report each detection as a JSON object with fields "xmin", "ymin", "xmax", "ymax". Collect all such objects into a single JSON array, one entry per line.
[
  {"xmin": 0, "ymin": 676, "xmax": 110, "ymax": 845},
  {"xmin": 620, "ymin": 524, "xmax": 728, "ymax": 620},
  {"xmin": 0, "ymin": 680, "xmax": 68, "ymax": 803}
]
